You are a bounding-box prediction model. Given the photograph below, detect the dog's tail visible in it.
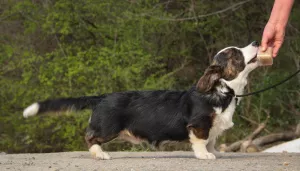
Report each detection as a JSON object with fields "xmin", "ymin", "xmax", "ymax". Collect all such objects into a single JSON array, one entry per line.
[{"xmin": 23, "ymin": 95, "xmax": 105, "ymax": 118}]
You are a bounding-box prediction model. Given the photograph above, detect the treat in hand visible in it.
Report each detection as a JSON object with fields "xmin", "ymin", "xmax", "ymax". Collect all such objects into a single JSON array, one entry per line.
[{"xmin": 257, "ymin": 47, "xmax": 273, "ymax": 66}]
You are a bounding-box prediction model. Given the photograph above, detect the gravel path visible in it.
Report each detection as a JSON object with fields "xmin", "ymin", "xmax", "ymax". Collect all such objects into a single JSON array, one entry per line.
[{"xmin": 1, "ymin": 151, "xmax": 299, "ymax": 171}]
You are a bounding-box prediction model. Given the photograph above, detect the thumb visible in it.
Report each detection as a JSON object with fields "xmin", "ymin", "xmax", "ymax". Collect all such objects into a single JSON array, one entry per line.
[
  {"xmin": 260, "ymin": 37, "xmax": 269, "ymax": 52},
  {"xmin": 261, "ymin": 24, "xmax": 275, "ymax": 52}
]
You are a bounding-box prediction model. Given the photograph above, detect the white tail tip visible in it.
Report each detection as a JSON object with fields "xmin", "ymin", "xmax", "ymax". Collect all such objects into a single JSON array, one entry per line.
[{"xmin": 23, "ymin": 103, "xmax": 39, "ymax": 118}]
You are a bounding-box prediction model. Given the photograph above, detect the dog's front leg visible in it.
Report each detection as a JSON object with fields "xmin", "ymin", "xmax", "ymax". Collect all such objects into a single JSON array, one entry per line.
[
  {"xmin": 207, "ymin": 138, "xmax": 222, "ymax": 157},
  {"xmin": 189, "ymin": 129, "xmax": 216, "ymax": 160}
]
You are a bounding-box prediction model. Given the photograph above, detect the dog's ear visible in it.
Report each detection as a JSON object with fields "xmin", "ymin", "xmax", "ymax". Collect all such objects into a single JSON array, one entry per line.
[{"xmin": 197, "ymin": 65, "xmax": 223, "ymax": 93}]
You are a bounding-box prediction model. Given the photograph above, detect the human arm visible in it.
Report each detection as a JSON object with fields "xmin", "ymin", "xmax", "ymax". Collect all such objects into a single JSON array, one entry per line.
[{"xmin": 261, "ymin": 0, "xmax": 294, "ymax": 57}]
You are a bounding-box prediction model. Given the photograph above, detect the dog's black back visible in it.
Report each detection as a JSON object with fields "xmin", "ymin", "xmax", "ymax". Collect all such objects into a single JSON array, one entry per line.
[{"xmin": 86, "ymin": 87, "xmax": 233, "ymax": 146}]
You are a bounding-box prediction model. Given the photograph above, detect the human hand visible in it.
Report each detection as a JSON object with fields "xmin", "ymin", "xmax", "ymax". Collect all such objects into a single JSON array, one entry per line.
[{"xmin": 261, "ymin": 22, "xmax": 285, "ymax": 57}]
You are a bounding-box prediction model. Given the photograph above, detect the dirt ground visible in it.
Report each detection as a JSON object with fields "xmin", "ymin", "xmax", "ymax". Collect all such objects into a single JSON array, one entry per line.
[{"xmin": 1, "ymin": 151, "xmax": 300, "ymax": 171}]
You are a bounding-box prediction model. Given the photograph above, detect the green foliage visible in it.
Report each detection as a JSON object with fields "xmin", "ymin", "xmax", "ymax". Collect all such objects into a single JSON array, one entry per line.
[{"xmin": 0, "ymin": 0, "xmax": 299, "ymax": 153}]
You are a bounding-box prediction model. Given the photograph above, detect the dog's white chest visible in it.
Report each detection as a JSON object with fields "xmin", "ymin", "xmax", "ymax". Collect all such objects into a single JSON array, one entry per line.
[{"xmin": 209, "ymin": 99, "xmax": 236, "ymax": 139}]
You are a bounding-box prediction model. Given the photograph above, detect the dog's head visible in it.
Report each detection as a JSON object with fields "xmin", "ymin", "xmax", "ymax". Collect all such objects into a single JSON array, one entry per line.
[{"xmin": 197, "ymin": 41, "xmax": 259, "ymax": 93}]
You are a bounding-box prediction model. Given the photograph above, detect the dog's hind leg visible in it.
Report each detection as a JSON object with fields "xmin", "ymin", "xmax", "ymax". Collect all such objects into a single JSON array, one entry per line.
[{"xmin": 85, "ymin": 127, "xmax": 117, "ymax": 160}]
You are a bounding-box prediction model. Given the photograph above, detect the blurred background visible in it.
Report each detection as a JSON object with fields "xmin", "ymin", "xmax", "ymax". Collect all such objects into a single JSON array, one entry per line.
[{"xmin": 0, "ymin": 0, "xmax": 299, "ymax": 153}]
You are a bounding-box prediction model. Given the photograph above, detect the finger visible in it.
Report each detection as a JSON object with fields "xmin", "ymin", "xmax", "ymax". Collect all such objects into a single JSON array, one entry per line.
[
  {"xmin": 260, "ymin": 37, "xmax": 269, "ymax": 52},
  {"xmin": 273, "ymin": 41, "xmax": 283, "ymax": 57},
  {"xmin": 261, "ymin": 24, "xmax": 276, "ymax": 51},
  {"xmin": 272, "ymin": 30, "xmax": 285, "ymax": 57},
  {"xmin": 261, "ymin": 33, "xmax": 273, "ymax": 52}
]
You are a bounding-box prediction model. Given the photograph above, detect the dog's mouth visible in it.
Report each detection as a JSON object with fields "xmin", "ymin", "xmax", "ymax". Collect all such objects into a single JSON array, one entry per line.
[{"xmin": 247, "ymin": 54, "xmax": 258, "ymax": 64}]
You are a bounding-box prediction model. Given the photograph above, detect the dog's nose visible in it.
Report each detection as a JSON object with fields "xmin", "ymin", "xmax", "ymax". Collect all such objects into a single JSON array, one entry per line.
[{"xmin": 251, "ymin": 41, "xmax": 259, "ymax": 47}]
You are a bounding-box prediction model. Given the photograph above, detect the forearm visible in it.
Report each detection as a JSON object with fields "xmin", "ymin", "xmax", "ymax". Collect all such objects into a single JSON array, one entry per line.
[{"xmin": 268, "ymin": 0, "xmax": 294, "ymax": 27}]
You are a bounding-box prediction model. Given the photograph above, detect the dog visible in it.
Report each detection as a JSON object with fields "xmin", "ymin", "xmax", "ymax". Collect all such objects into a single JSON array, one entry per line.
[{"xmin": 23, "ymin": 41, "xmax": 259, "ymax": 160}]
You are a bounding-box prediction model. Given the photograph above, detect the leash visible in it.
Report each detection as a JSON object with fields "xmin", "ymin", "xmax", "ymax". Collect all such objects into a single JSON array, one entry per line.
[{"xmin": 235, "ymin": 69, "xmax": 300, "ymax": 97}]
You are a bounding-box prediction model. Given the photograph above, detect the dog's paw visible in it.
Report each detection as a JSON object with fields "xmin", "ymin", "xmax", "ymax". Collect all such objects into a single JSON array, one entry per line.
[
  {"xmin": 95, "ymin": 152, "xmax": 111, "ymax": 160},
  {"xmin": 89, "ymin": 144, "xmax": 111, "ymax": 160},
  {"xmin": 195, "ymin": 152, "xmax": 216, "ymax": 160}
]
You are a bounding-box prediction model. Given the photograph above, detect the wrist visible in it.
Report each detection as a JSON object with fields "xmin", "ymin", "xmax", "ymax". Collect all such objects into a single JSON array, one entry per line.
[
  {"xmin": 268, "ymin": 0, "xmax": 294, "ymax": 27},
  {"xmin": 266, "ymin": 21, "xmax": 285, "ymax": 30}
]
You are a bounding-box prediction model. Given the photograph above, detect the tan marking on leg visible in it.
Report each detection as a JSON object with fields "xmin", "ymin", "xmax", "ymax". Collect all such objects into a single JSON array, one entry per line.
[
  {"xmin": 119, "ymin": 129, "xmax": 146, "ymax": 144},
  {"xmin": 188, "ymin": 127, "xmax": 209, "ymax": 140}
]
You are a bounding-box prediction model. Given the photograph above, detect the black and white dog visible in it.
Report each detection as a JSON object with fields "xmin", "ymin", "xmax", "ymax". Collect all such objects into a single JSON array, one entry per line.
[{"xmin": 23, "ymin": 41, "xmax": 260, "ymax": 160}]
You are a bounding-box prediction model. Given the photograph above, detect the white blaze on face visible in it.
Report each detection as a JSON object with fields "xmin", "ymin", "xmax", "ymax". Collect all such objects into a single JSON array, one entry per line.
[
  {"xmin": 239, "ymin": 43, "xmax": 259, "ymax": 75},
  {"xmin": 240, "ymin": 43, "xmax": 259, "ymax": 65}
]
